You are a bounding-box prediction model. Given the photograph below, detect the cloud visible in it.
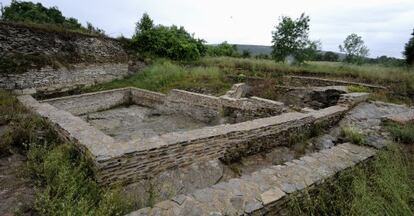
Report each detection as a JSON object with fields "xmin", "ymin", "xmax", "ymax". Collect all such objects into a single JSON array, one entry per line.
[{"xmin": 1, "ymin": 0, "xmax": 413, "ymax": 57}]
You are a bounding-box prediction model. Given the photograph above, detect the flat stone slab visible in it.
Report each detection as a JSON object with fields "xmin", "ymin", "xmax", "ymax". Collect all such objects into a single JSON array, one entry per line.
[
  {"xmin": 127, "ymin": 143, "xmax": 376, "ymax": 216},
  {"xmin": 382, "ymin": 110, "xmax": 414, "ymax": 124}
]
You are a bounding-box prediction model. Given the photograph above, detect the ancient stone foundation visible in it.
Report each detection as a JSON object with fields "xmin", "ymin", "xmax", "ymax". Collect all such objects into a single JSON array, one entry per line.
[{"xmin": 16, "ymin": 86, "xmax": 364, "ymax": 187}]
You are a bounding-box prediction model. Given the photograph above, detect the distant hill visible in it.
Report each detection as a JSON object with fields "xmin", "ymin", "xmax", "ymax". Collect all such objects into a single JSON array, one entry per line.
[{"xmin": 234, "ymin": 44, "xmax": 346, "ymax": 60}]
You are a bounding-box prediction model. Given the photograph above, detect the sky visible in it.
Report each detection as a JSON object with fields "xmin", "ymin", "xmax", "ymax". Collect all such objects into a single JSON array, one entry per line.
[{"xmin": 1, "ymin": 0, "xmax": 413, "ymax": 58}]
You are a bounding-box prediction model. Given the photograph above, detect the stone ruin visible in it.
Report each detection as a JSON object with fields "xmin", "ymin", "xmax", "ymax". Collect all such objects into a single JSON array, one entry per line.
[{"xmin": 15, "ymin": 80, "xmax": 397, "ymax": 215}]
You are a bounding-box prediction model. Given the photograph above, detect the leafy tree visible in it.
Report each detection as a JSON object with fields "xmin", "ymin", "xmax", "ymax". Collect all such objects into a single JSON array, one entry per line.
[
  {"xmin": 206, "ymin": 41, "xmax": 239, "ymax": 57},
  {"xmin": 135, "ymin": 13, "xmax": 153, "ymax": 34},
  {"xmin": 131, "ymin": 14, "xmax": 206, "ymax": 61},
  {"xmin": 339, "ymin": 33, "xmax": 369, "ymax": 64},
  {"xmin": 271, "ymin": 13, "xmax": 317, "ymax": 63},
  {"xmin": 404, "ymin": 29, "xmax": 414, "ymax": 66}
]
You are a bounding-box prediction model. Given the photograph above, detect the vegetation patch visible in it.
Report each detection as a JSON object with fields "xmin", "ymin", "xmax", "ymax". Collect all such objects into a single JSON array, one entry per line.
[
  {"xmin": 386, "ymin": 122, "xmax": 414, "ymax": 144},
  {"xmin": 0, "ymin": 91, "xmax": 131, "ymax": 215},
  {"xmin": 340, "ymin": 126, "xmax": 366, "ymax": 145},
  {"xmin": 288, "ymin": 144, "xmax": 414, "ymax": 216},
  {"xmin": 85, "ymin": 60, "xmax": 231, "ymax": 95}
]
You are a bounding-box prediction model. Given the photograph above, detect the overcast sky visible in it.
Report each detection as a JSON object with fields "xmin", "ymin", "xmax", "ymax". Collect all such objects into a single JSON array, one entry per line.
[{"xmin": 1, "ymin": 0, "xmax": 413, "ymax": 58}]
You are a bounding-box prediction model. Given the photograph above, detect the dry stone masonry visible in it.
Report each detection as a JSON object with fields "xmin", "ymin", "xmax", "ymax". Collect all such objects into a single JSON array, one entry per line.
[
  {"xmin": 0, "ymin": 22, "xmax": 145, "ymax": 93},
  {"xmin": 14, "ymin": 83, "xmax": 381, "ymax": 215},
  {"xmin": 16, "ymin": 85, "xmax": 368, "ymax": 186}
]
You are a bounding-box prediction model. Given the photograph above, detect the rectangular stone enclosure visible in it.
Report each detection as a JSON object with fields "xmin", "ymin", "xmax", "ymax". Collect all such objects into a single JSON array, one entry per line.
[{"xmin": 17, "ymin": 87, "xmax": 362, "ymax": 185}]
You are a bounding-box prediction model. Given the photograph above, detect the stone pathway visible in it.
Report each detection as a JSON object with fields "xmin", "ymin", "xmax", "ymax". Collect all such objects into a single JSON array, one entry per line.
[{"xmin": 128, "ymin": 143, "xmax": 376, "ymax": 216}]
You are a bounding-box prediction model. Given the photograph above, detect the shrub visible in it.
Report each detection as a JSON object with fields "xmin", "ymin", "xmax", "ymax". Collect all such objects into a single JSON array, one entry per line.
[
  {"xmin": 131, "ymin": 14, "xmax": 206, "ymax": 61},
  {"xmin": 404, "ymin": 29, "xmax": 414, "ymax": 66},
  {"xmin": 206, "ymin": 41, "xmax": 239, "ymax": 57},
  {"xmin": 0, "ymin": 0, "xmax": 104, "ymax": 35}
]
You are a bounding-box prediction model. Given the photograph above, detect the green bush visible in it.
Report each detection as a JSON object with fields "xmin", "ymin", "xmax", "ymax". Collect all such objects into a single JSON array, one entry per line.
[
  {"xmin": 206, "ymin": 41, "xmax": 239, "ymax": 57},
  {"xmin": 131, "ymin": 14, "xmax": 206, "ymax": 61},
  {"xmin": 404, "ymin": 29, "xmax": 414, "ymax": 66},
  {"xmin": 0, "ymin": 0, "xmax": 104, "ymax": 35}
]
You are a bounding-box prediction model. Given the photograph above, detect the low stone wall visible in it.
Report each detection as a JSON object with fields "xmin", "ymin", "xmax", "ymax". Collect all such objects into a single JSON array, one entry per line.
[
  {"xmin": 41, "ymin": 88, "xmax": 130, "ymax": 115},
  {"xmin": 95, "ymin": 105, "xmax": 348, "ymax": 185},
  {"xmin": 127, "ymin": 143, "xmax": 377, "ymax": 216},
  {"xmin": 17, "ymin": 87, "xmax": 358, "ymax": 187},
  {"xmin": 164, "ymin": 89, "xmax": 286, "ymax": 123},
  {"xmin": 130, "ymin": 87, "xmax": 166, "ymax": 107}
]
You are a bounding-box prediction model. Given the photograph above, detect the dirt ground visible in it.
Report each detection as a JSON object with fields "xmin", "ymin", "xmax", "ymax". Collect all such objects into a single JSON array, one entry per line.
[{"xmin": 0, "ymin": 153, "xmax": 35, "ymax": 216}]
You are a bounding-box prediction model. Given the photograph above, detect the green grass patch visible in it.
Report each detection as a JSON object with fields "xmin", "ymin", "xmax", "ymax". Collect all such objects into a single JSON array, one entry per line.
[
  {"xmin": 289, "ymin": 144, "xmax": 414, "ymax": 215},
  {"xmin": 347, "ymin": 85, "xmax": 371, "ymax": 93},
  {"xmin": 198, "ymin": 57, "xmax": 414, "ymax": 102},
  {"xmin": 85, "ymin": 60, "xmax": 231, "ymax": 95},
  {"xmin": 386, "ymin": 122, "xmax": 414, "ymax": 144},
  {"xmin": 0, "ymin": 92, "xmax": 132, "ymax": 215},
  {"xmin": 340, "ymin": 126, "xmax": 366, "ymax": 145}
]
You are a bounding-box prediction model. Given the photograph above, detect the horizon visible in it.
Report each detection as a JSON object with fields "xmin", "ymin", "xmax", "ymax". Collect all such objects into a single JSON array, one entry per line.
[{"xmin": 1, "ymin": 0, "xmax": 413, "ymax": 58}]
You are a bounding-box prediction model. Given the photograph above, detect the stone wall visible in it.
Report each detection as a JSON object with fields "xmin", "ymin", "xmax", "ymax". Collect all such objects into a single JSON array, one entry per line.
[
  {"xmin": 95, "ymin": 105, "xmax": 348, "ymax": 185},
  {"xmin": 127, "ymin": 143, "xmax": 377, "ymax": 216},
  {"xmin": 42, "ymin": 88, "xmax": 131, "ymax": 115},
  {"xmin": 0, "ymin": 22, "xmax": 145, "ymax": 93},
  {"xmin": 0, "ymin": 63, "xmax": 131, "ymax": 92},
  {"xmin": 163, "ymin": 89, "xmax": 286, "ymax": 124},
  {"xmin": 17, "ymin": 87, "xmax": 355, "ymax": 187}
]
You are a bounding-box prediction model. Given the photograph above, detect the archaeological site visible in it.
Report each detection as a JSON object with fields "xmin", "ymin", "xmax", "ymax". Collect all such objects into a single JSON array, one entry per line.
[{"xmin": 1, "ymin": 1, "xmax": 414, "ymax": 216}]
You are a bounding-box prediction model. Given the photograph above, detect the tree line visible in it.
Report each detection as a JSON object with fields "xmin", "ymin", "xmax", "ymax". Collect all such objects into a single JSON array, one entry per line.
[{"xmin": 1, "ymin": 1, "xmax": 413, "ymax": 66}]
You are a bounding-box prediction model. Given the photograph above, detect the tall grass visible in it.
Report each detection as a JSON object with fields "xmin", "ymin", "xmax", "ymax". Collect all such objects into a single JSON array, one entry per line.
[
  {"xmin": 87, "ymin": 60, "xmax": 231, "ymax": 95},
  {"xmin": 0, "ymin": 91, "xmax": 131, "ymax": 215},
  {"xmin": 289, "ymin": 144, "xmax": 414, "ymax": 216},
  {"xmin": 199, "ymin": 56, "xmax": 414, "ymax": 84}
]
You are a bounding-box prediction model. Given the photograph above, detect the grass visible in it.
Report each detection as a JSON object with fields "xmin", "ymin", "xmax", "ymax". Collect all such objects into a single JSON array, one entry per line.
[
  {"xmin": 85, "ymin": 60, "xmax": 232, "ymax": 95},
  {"xmin": 288, "ymin": 144, "xmax": 414, "ymax": 216},
  {"xmin": 197, "ymin": 57, "xmax": 414, "ymax": 101},
  {"xmin": 386, "ymin": 122, "xmax": 414, "ymax": 144},
  {"xmin": 0, "ymin": 90, "xmax": 131, "ymax": 215},
  {"xmin": 340, "ymin": 126, "xmax": 366, "ymax": 145}
]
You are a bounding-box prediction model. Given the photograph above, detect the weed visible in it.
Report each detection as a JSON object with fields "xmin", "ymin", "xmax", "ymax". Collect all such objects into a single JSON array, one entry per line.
[
  {"xmin": 347, "ymin": 85, "xmax": 370, "ymax": 93},
  {"xmin": 386, "ymin": 122, "xmax": 414, "ymax": 144},
  {"xmin": 288, "ymin": 144, "xmax": 414, "ymax": 215},
  {"xmin": 340, "ymin": 126, "xmax": 366, "ymax": 145}
]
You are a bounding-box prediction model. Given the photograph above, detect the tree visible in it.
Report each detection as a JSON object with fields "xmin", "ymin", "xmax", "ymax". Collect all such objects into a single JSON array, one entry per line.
[
  {"xmin": 206, "ymin": 41, "xmax": 239, "ymax": 57},
  {"xmin": 271, "ymin": 13, "xmax": 317, "ymax": 63},
  {"xmin": 131, "ymin": 14, "xmax": 206, "ymax": 61},
  {"xmin": 339, "ymin": 33, "xmax": 369, "ymax": 64},
  {"xmin": 404, "ymin": 29, "xmax": 414, "ymax": 66},
  {"xmin": 135, "ymin": 13, "xmax": 153, "ymax": 34}
]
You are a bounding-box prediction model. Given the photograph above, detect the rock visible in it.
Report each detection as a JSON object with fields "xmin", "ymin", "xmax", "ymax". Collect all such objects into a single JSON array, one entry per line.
[
  {"xmin": 314, "ymin": 134, "xmax": 336, "ymax": 150},
  {"xmin": 225, "ymin": 83, "xmax": 250, "ymax": 99},
  {"xmin": 260, "ymin": 188, "xmax": 285, "ymax": 205},
  {"xmin": 382, "ymin": 110, "xmax": 414, "ymax": 125}
]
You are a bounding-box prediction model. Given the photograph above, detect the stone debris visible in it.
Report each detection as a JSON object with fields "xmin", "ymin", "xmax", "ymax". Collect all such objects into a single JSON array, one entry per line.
[{"xmin": 225, "ymin": 83, "xmax": 251, "ymax": 99}]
